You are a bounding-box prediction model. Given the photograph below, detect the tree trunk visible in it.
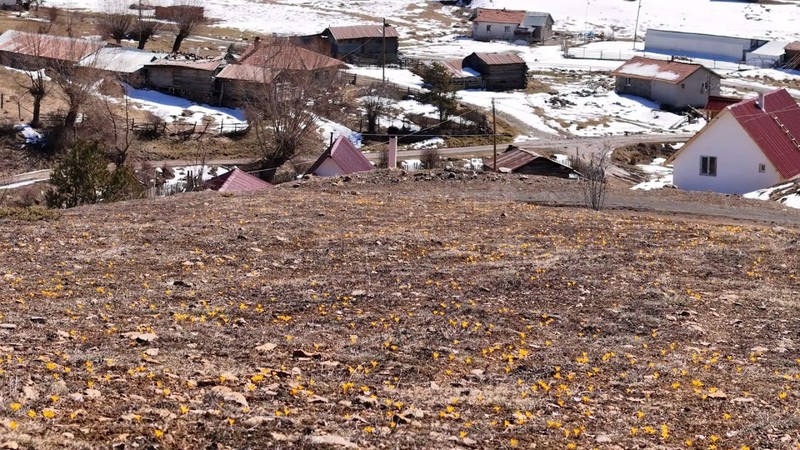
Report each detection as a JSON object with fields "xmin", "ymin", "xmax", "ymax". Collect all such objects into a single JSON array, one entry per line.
[
  {"xmin": 31, "ymin": 95, "xmax": 42, "ymax": 129},
  {"xmin": 64, "ymin": 106, "xmax": 80, "ymax": 133},
  {"xmin": 172, "ymin": 33, "xmax": 187, "ymax": 53},
  {"xmin": 137, "ymin": 37, "xmax": 147, "ymax": 50}
]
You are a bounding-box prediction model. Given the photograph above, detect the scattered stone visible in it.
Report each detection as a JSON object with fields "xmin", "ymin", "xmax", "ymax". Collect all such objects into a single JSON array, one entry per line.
[
  {"xmin": 242, "ymin": 416, "xmax": 274, "ymax": 427},
  {"xmin": 0, "ymin": 324, "xmax": 16, "ymax": 330},
  {"xmin": 595, "ymin": 434, "xmax": 613, "ymax": 444},
  {"xmin": 209, "ymin": 386, "xmax": 248, "ymax": 408},
  {"xmin": 255, "ymin": 343, "xmax": 277, "ymax": 353},
  {"xmin": 144, "ymin": 348, "xmax": 159, "ymax": 357},
  {"xmin": 29, "ymin": 317, "xmax": 46, "ymax": 324},
  {"xmin": 308, "ymin": 434, "xmax": 357, "ymax": 448},
  {"xmin": 707, "ymin": 390, "xmax": 727, "ymax": 400},
  {"xmin": 307, "ymin": 395, "xmax": 329, "ymax": 404},
  {"xmin": 121, "ymin": 332, "xmax": 157, "ymax": 344},
  {"xmin": 292, "ymin": 349, "xmax": 321, "ymax": 360}
]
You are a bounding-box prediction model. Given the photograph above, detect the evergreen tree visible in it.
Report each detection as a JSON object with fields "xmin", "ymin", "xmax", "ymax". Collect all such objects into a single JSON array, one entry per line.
[{"xmin": 419, "ymin": 62, "xmax": 459, "ymax": 122}]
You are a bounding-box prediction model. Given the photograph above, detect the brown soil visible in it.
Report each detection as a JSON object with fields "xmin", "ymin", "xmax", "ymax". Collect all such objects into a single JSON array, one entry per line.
[{"xmin": 0, "ymin": 172, "xmax": 798, "ymax": 449}]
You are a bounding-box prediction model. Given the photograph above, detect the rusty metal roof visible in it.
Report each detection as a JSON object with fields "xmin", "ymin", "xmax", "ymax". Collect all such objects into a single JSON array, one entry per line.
[
  {"xmin": 216, "ymin": 64, "xmax": 276, "ymax": 83},
  {"xmin": 483, "ymin": 147, "xmax": 543, "ymax": 171},
  {"xmin": 611, "ymin": 56, "xmax": 715, "ymax": 85},
  {"xmin": 325, "ymin": 24, "xmax": 399, "ymax": 41},
  {"xmin": 729, "ymin": 89, "xmax": 800, "ymax": 179},
  {"xmin": 785, "ymin": 41, "xmax": 800, "ymax": 52},
  {"xmin": 471, "ymin": 52, "xmax": 525, "ymax": 66},
  {"xmin": 471, "ymin": 8, "xmax": 526, "ymax": 24},
  {"xmin": 0, "ymin": 30, "xmax": 103, "ymax": 63},
  {"xmin": 205, "ymin": 168, "xmax": 273, "ymax": 192},
  {"xmin": 704, "ymin": 95, "xmax": 742, "ymax": 113},
  {"xmin": 239, "ymin": 43, "xmax": 345, "ymax": 71},
  {"xmin": 306, "ymin": 136, "xmax": 375, "ymax": 176}
]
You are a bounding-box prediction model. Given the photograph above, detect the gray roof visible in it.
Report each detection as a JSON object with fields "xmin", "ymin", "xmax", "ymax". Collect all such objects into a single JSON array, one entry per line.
[{"xmin": 521, "ymin": 12, "xmax": 554, "ymax": 28}]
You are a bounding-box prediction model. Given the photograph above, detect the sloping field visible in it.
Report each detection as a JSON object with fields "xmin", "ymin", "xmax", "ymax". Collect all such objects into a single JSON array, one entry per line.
[{"xmin": 0, "ymin": 173, "xmax": 798, "ymax": 449}]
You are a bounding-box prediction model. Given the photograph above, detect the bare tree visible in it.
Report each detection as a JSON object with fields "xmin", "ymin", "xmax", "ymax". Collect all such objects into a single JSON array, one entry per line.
[
  {"xmin": 245, "ymin": 70, "xmax": 350, "ymax": 181},
  {"xmin": 167, "ymin": 1, "xmax": 205, "ymax": 53},
  {"xmin": 136, "ymin": 20, "xmax": 162, "ymax": 50},
  {"xmin": 23, "ymin": 70, "xmax": 47, "ymax": 128},
  {"xmin": 361, "ymin": 83, "xmax": 389, "ymax": 135},
  {"xmin": 97, "ymin": 3, "xmax": 133, "ymax": 45},
  {"xmin": 572, "ymin": 145, "xmax": 611, "ymax": 211}
]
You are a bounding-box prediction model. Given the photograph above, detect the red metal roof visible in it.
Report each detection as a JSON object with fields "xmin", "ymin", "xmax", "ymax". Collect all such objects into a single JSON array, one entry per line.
[
  {"xmin": 216, "ymin": 64, "xmax": 275, "ymax": 83},
  {"xmin": 611, "ymin": 56, "xmax": 710, "ymax": 85},
  {"xmin": 0, "ymin": 30, "xmax": 103, "ymax": 63},
  {"xmin": 326, "ymin": 25, "xmax": 399, "ymax": 41},
  {"xmin": 483, "ymin": 147, "xmax": 576, "ymax": 174},
  {"xmin": 705, "ymin": 95, "xmax": 742, "ymax": 113},
  {"xmin": 472, "ymin": 52, "xmax": 525, "ymax": 66},
  {"xmin": 205, "ymin": 168, "xmax": 273, "ymax": 192},
  {"xmin": 307, "ymin": 136, "xmax": 374, "ymax": 176},
  {"xmin": 239, "ymin": 43, "xmax": 345, "ymax": 71},
  {"xmin": 471, "ymin": 8, "xmax": 526, "ymax": 25},
  {"xmin": 729, "ymin": 89, "xmax": 800, "ymax": 180}
]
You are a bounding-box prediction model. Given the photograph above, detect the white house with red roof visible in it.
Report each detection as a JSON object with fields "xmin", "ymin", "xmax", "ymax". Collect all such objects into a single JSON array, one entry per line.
[
  {"xmin": 667, "ymin": 88, "xmax": 800, "ymax": 194},
  {"xmin": 306, "ymin": 136, "xmax": 375, "ymax": 177},
  {"xmin": 470, "ymin": 8, "xmax": 554, "ymax": 44},
  {"xmin": 611, "ymin": 57, "xmax": 721, "ymax": 109}
]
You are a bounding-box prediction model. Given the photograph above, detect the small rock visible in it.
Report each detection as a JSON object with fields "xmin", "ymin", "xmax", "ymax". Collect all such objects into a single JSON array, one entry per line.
[
  {"xmin": 144, "ymin": 348, "xmax": 159, "ymax": 357},
  {"xmin": 0, "ymin": 324, "xmax": 16, "ymax": 330},
  {"xmin": 308, "ymin": 434, "xmax": 357, "ymax": 448},
  {"xmin": 121, "ymin": 332, "xmax": 157, "ymax": 344},
  {"xmin": 596, "ymin": 434, "xmax": 613, "ymax": 444},
  {"xmin": 307, "ymin": 395, "xmax": 329, "ymax": 404},
  {"xmin": 243, "ymin": 416, "xmax": 274, "ymax": 427},
  {"xmin": 255, "ymin": 343, "xmax": 277, "ymax": 353},
  {"xmin": 209, "ymin": 386, "xmax": 248, "ymax": 408},
  {"xmin": 29, "ymin": 317, "xmax": 46, "ymax": 324}
]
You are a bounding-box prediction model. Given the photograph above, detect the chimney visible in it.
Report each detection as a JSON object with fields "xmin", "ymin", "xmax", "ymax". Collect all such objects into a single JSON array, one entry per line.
[
  {"xmin": 387, "ymin": 136, "xmax": 398, "ymax": 169},
  {"xmin": 758, "ymin": 92, "xmax": 765, "ymax": 111},
  {"xmin": 253, "ymin": 36, "xmax": 262, "ymax": 48}
]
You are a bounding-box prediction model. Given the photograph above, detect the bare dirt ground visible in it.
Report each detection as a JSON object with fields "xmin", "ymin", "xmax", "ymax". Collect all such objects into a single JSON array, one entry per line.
[{"xmin": 0, "ymin": 172, "xmax": 799, "ymax": 450}]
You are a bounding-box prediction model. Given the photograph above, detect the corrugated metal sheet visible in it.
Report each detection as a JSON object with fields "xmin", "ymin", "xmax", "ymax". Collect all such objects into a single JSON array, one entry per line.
[
  {"xmin": 239, "ymin": 43, "xmax": 345, "ymax": 71},
  {"xmin": 145, "ymin": 56, "xmax": 224, "ymax": 72},
  {"xmin": 730, "ymin": 89, "xmax": 800, "ymax": 179},
  {"xmin": 520, "ymin": 12, "xmax": 554, "ymax": 28},
  {"xmin": 326, "ymin": 25, "xmax": 399, "ymax": 41},
  {"xmin": 705, "ymin": 96, "xmax": 741, "ymax": 114},
  {"xmin": 474, "ymin": 52, "xmax": 525, "ymax": 66},
  {"xmin": 205, "ymin": 168, "xmax": 273, "ymax": 192},
  {"xmin": 307, "ymin": 136, "xmax": 374, "ymax": 176},
  {"xmin": 484, "ymin": 148, "xmax": 540, "ymax": 171},
  {"xmin": 216, "ymin": 64, "xmax": 275, "ymax": 83},
  {"xmin": 611, "ymin": 56, "xmax": 707, "ymax": 84},
  {"xmin": 79, "ymin": 47, "xmax": 167, "ymax": 73},
  {"xmin": 471, "ymin": 8, "xmax": 526, "ymax": 25},
  {"xmin": 0, "ymin": 30, "xmax": 103, "ymax": 63}
]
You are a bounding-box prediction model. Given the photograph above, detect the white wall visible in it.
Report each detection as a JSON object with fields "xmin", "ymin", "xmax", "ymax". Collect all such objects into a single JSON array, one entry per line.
[
  {"xmin": 673, "ymin": 111, "xmax": 782, "ymax": 194},
  {"xmin": 313, "ymin": 158, "xmax": 344, "ymax": 177},
  {"xmin": 472, "ymin": 21, "xmax": 519, "ymax": 41},
  {"xmin": 645, "ymin": 30, "xmax": 752, "ymax": 61}
]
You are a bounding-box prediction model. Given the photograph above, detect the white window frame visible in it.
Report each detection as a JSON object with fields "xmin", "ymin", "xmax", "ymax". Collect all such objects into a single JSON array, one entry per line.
[{"xmin": 700, "ymin": 156, "xmax": 717, "ymax": 177}]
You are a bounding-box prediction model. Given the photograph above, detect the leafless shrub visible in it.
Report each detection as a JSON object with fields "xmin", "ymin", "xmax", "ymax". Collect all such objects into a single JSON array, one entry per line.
[
  {"xmin": 572, "ymin": 147, "xmax": 610, "ymax": 211},
  {"xmin": 421, "ymin": 147, "xmax": 441, "ymax": 169},
  {"xmin": 163, "ymin": 1, "xmax": 205, "ymax": 53},
  {"xmin": 361, "ymin": 83, "xmax": 389, "ymax": 134},
  {"xmin": 375, "ymin": 147, "xmax": 389, "ymax": 169},
  {"xmin": 135, "ymin": 19, "xmax": 162, "ymax": 50},
  {"xmin": 97, "ymin": 3, "xmax": 133, "ymax": 45}
]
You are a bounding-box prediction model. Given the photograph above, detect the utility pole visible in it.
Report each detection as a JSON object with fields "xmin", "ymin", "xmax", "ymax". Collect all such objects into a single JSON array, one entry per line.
[
  {"xmin": 382, "ymin": 18, "xmax": 387, "ymax": 85},
  {"xmin": 633, "ymin": 0, "xmax": 642, "ymax": 50},
  {"xmin": 492, "ymin": 98, "xmax": 497, "ymax": 172}
]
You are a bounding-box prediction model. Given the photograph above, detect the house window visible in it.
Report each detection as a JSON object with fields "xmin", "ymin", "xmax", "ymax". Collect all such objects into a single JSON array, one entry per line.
[
  {"xmin": 758, "ymin": 163, "xmax": 766, "ymax": 173},
  {"xmin": 701, "ymin": 81, "xmax": 710, "ymax": 92},
  {"xmin": 486, "ymin": 25, "xmax": 492, "ymax": 31},
  {"xmin": 625, "ymin": 77, "xmax": 632, "ymax": 86},
  {"xmin": 681, "ymin": 83, "xmax": 686, "ymax": 89},
  {"xmin": 505, "ymin": 26, "xmax": 512, "ymax": 32},
  {"xmin": 700, "ymin": 156, "xmax": 717, "ymax": 176}
]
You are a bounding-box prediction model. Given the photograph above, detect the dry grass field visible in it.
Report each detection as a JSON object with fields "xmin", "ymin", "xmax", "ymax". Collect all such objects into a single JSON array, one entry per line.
[{"xmin": 0, "ymin": 172, "xmax": 798, "ymax": 449}]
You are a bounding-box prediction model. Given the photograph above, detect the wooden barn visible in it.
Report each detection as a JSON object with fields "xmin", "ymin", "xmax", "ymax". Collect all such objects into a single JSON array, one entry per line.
[
  {"xmin": 484, "ymin": 146, "xmax": 579, "ymax": 178},
  {"xmin": 215, "ymin": 65, "xmax": 276, "ymax": 107},
  {"xmin": 322, "ymin": 24, "xmax": 399, "ymax": 64},
  {"xmin": 0, "ymin": 30, "xmax": 103, "ymax": 71},
  {"xmin": 437, "ymin": 59, "xmax": 483, "ymax": 90},
  {"xmin": 462, "ymin": 52, "xmax": 527, "ymax": 91},
  {"xmin": 144, "ymin": 56, "xmax": 226, "ymax": 104}
]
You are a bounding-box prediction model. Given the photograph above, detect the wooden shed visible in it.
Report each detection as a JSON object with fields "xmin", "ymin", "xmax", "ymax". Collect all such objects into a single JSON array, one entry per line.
[
  {"xmin": 437, "ymin": 59, "xmax": 483, "ymax": 90},
  {"xmin": 462, "ymin": 52, "xmax": 527, "ymax": 91},
  {"xmin": 144, "ymin": 56, "xmax": 225, "ymax": 104},
  {"xmin": 322, "ymin": 24, "xmax": 399, "ymax": 64},
  {"xmin": 484, "ymin": 146, "xmax": 579, "ymax": 178},
  {"xmin": 215, "ymin": 65, "xmax": 276, "ymax": 107}
]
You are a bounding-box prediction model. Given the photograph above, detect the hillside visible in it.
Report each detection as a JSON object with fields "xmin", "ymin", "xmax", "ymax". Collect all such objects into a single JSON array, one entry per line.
[{"xmin": 0, "ymin": 173, "xmax": 798, "ymax": 449}]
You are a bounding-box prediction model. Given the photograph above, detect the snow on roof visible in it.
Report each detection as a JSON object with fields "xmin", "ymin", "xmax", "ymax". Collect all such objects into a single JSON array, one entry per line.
[
  {"xmin": 79, "ymin": 47, "xmax": 168, "ymax": 73},
  {"xmin": 145, "ymin": 56, "xmax": 225, "ymax": 71},
  {"xmin": 0, "ymin": 30, "xmax": 104, "ymax": 63},
  {"xmin": 611, "ymin": 56, "xmax": 706, "ymax": 84},
  {"xmin": 749, "ymin": 41, "xmax": 790, "ymax": 57}
]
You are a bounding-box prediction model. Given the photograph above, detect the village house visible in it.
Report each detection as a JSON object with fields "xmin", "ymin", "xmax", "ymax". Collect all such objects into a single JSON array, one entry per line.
[
  {"xmin": 322, "ymin": 24, "xmax": 399, "ymax": 64},
  {"xmin": 668, "ymin": 88, "xmax": 800, "ymax": 195},
  {"xmin": 483, "ymin": 146, "xmax": 579, "ymax": 178},
  {"xmin": 611, "ymin": 56, "xmax": 721, "ymax": 109},
  {"xmin": 0, "ymin": 30, "xmax": 104, "ymax": 70},
  {"xmin": 470, "ymin": 8, "xmax": 554, "ymax": 44},
  {"xmin": 430, "ymin": 59, "xmax": 483, "ymax": 90},
  {"xmin": 216, "ymin": 40, "xmax": 345, "ymax": 106},
  {"xmin": 306, "ymin": 135, "xmax": 375, "ymax": 177},
  {"xmin": 462, "ymin": 52, "xmax": 527, "ymax": 91},
  {"xmin": 144, "ymin": 55, "xmax": 226, "ymax": 104},
  {"xmin": 644, "ymin": 29, "xmax": 768, "ymax": 63}
]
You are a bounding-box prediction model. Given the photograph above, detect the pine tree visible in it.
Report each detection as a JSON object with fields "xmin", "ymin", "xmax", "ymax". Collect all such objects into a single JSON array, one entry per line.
[{"xmin": 419, "ymin": 62, "xmax": 459, "ymax": 122}]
